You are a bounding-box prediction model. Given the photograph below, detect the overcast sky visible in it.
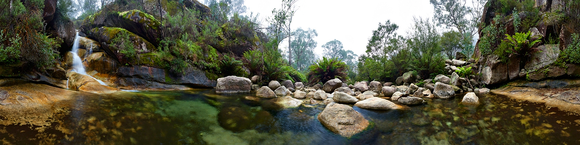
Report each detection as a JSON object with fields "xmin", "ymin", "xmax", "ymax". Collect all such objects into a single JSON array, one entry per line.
[{"xmin": 205, "ymin": 0, "xmax": 435, "ymax": 58}]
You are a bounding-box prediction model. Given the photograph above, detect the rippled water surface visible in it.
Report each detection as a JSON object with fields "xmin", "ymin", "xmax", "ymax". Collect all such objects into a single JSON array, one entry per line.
[{"xmin": 2, "ymin": 89, "xmax": 580, "ymax": 144}]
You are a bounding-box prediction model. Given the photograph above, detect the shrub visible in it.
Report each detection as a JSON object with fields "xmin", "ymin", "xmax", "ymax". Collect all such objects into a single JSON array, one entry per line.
[
  {"xmin": 561, "ymin": 34, "xmax": 580, "ymax": 64},
  {"xmin": 307, "ymin": 57, "xmax": 348, "ymax": 84},
  {"xmin": 478, "ymin": 16, "xmax": 506, "ymax": 56},
  {"xmin": 111, "ymin": 30, "xmax": 137, "ymax": 61},
  {"xmin": 219, "ymin": 54, "xmax": 247, "ymax": 77},
  {"xmin": 503, "ymin": 31, "xmax": 542, "ymax": 57},
  {"xmin": 0, "ymin": 30, "xmax": 22, "ymax": 64}
]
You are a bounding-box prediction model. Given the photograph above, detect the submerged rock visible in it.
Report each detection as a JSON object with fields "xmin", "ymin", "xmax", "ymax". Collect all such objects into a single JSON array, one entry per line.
[
  {"xmin": 318, "ymin": 103, "xmax": 370, "ymax": 138},
  {"xmin": 218, "ymin": 106, "xmax": 252, "ymax": 132},
  {"xmin": 332, "ymin": 92, "xmax": 359, "ymax": 104},
  {"xmin": 256, "ymin": 86, "xmax": 276, "ymax": 98},
  {"xmin": 354, "ymin": 97, "xmax": 404, "ymax": 110},
  {"xmin": 461, "ymin": 92, "xmax": 480, "ymax": 105},
  {"xmin": 323, "ymin": 78, "xmax": 343, "ymax": 93},
  {"xmin": 275, "ymin": 96, "xmax": 303, "ymax": 109},
  {"xmin": 215, "ymin": 76, "xmax": 252, "ymax": 93},
  {"xmin": 434, "ymin": 82, "xmax": 455, "ymax": 99}
]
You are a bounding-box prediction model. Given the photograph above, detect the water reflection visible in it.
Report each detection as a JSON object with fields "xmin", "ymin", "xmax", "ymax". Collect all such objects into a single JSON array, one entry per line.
[{"xmin": 1, "ymin": 89, "xmax": 580, "ymax": 144}]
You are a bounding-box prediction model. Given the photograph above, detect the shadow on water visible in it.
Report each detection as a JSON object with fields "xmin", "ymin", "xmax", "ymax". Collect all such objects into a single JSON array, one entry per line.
[{"xmin": 2, "ymin": 89, "xmax": 580, "ymax": 144}]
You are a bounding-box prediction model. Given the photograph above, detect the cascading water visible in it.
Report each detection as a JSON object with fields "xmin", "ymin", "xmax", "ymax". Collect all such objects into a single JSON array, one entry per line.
[{"xmin": 69, "ymin": 32, "xmax": 107, "ymax": 86}]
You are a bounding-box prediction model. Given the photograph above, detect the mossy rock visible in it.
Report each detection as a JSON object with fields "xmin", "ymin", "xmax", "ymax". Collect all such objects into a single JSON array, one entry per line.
[
  {"xmin": 81, "ymin": 10, "xmax": 161, "ymax": 46},
  {"xmin": 89, "ymin": 27, "xmax": 156, "ymax": 65},
  {"xmin": 217, "ymin": 106, "xmax": 253, "ymax": 132}
]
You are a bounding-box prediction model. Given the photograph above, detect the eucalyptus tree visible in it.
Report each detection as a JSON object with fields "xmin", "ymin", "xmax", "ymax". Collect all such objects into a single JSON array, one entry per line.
[{"xmin": 290, "ymin": 28, "xmax": 317, "ymax": 71}]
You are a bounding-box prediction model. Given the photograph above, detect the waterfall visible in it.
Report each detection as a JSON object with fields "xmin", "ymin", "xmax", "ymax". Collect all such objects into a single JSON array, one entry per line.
[{"xmin": 70, "ymin": 32, "xmax": 108, "ymax": 86}]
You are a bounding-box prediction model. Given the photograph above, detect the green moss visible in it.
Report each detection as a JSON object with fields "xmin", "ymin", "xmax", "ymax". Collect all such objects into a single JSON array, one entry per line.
[{"xmin": 119, "ymin": 10, "xmax": 161, "ymax": 30}]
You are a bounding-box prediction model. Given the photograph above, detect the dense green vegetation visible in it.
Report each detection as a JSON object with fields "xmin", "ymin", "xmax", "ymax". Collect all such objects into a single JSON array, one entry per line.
[
  {"xmin": 307, "ymin": 57, "xmax": 348, "ymax": 84},
  {"xmin": 0, "ymin": 0, "xmax": 61, "ymax": 68}
]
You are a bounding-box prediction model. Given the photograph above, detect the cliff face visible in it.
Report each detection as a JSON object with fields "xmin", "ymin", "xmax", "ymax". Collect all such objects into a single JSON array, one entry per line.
[{"xmin": 473, "ymin": 0, "xmax": 580, "ymax": 86}]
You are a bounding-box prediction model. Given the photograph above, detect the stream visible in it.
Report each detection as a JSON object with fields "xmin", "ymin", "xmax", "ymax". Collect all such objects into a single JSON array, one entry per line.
[{"xmin": 1, "ymin": 89, "xmax": 579, "ymax": 144}]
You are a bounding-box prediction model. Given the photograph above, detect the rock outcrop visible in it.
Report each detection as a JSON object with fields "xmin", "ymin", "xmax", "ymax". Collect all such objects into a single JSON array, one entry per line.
[
  {"xmin": 215, "ymin": 76, "xmax": 251, "ymax": 93},
  {"xmin": 318, "ymin": 103, "xmax": 370, "ymax": 138},
  {"xmin": 67, "ymin": 72, "xmax": 118, "ymax": 94}
]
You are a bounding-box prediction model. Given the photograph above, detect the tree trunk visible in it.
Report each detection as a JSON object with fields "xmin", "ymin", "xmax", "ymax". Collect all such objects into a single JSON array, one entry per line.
[{"xmin": 288, "ymin": 23, "xmax": 292, "ymax": 66}]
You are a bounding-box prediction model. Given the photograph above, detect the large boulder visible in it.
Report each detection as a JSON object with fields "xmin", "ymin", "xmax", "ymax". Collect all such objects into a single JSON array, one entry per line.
[
  {"xmin": 335, "ymin": 87, "xmax": 354, "ymax": 96},
  {"xmin": 87, "ymin": 27, "xmax": 156, "ymax": 64},
  {"xmin": 318, "ymin": 103, "xmax": 370, "ymax": 138},
  {"xmin": 525, "ymin": 45, "xmax": 560, "ymax": 72},
  {"xmin": 396, "ymin": 86, "xmax": 410, "ymax": 94},
  {"xmin": 368, "ymin": 81, "xmax": 382, "ymax": 93},
  {"xmin": 397, "ymin": 97, "xmax": 425, "ymax": 105},
  {"xmin": 332, "ymin": 92, "xmax": 359, "ymax": 104},
  {"xmin": 256, "ymin": 86, "xmax": 276, "ymax": 98},
  {"xmin": 294, "ymin": 90, "xmax": 307, "ymax": 99},
  {"xmin": 434, "ymin": 74, "xmax": 451, "ymax": 84},
  {"xmin": 401, "ymin": 71, "xmax": 415, "ymax": 83},
  {"xmin": 481, "ymin": 55, "xmax": 508, "ymax": 85},
  {"xmin": 354, "ymin": 81, "xmax": 369, "ymax": 92},
  {"xmin": 354, "ymin": 97, "xmax": 405, "ymax": 110},
  {"xmin": 183, "ymin": 0, "xmax": 212, "ymax": 15},
  {"xmin": 414, "ymin": 88, "xmax": 434, "ymax": 98},
  {"xmin": 313, "ymin": 90, "xmax": 328, "ymax": 100},
  {"xmin": 215, "ymin": 76, "xmax": 252, "ymax": 93},
  {"xmin": 434, "ymin": 82, "xmax": 455, "ymax": 99},
  {"xmin": 268, "ymin": 80, "xmax": 281, "ymax": 90},
  {"xmin": 46, "ymin": 12, "xmax": 76, "ymax": 51},
  {"xmin": 295, "ymin": 82, "xmax": 304, "ymax": 90},
  {"xmin": 81, "ymin": 10, "xmax": 161, "ymax": 46},
  {"xmin": 67, "ymin": 72, "xmax": 118, "ymax": 94},
  {"xmin": 281, "ymin": 80, "xmax": 294, "ymax": 89},
  {"xmin": 274, "ymin": 86, "xmax": 289, "ymax": 96},
  {"xmin": 381, "ymin": 86, "xmax": 396, "ymax": 97},
  {"xmin": 450, "ymin": 72, "xmax": 460, "ymax": 86},
  {"xmin": 116, "ymin": 66, "xmax": 216, "ymax": 89},
  {"xmin": 391, "ymin": 92, "xmax": 404, "ymax": 101},
  {"xmin": 461, "ymin": 92, "xmax": 480, "ymax": 105},
  {"xmin": 451, "ymin": 59, "xmax": 467, "ymax": 66},
  {"xmin": 323, "ymin": 78, "xmax": 343, "ymax": 93}
]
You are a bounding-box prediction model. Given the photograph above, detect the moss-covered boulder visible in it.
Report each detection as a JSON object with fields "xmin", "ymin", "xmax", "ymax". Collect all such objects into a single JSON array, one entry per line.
[
  {"xmin": 88, "ymin": 27, "xmax": 156, "ymax": 64},
  {"xmin": 81, "ymin": 10, "xmax": 161, "ymax": 46}
]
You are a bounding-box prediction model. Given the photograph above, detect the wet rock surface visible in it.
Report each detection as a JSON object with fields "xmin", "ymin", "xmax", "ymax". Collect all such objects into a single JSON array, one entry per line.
[
  {"xmin": 215, "ymin": 76, "xmax": 252, "ymax": 93},
  {"xmin": 318, "ymin": 103, "xmax": 369, "ymax": 138}
]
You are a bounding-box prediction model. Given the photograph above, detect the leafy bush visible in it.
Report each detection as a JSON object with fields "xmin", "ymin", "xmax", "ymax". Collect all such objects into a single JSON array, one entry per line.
[
  {"xmin": 0, "ymin": 31, "xmax": 22, "ymax": 64},
  {"xmin": 455, "ymin": 66, "xmax": 473, "ymax": 77},
  {"xmin": 111, "ymin": 31, "xmax": 137, "ymax": 61},
  {"xmin": 478, "ymin": 16, "xmax": 506, "ymax": 56},
  {"xmin": 307, "ymin": 57, "xmax": 348, "ymax": 84},
  {"xmin": 561, "ymin": 34, "xmax": 580, "ymax": 64},
  {"xmin": 503, "ymin": 31, "xmax": 542, "ymax": 57},
  {"xmin": 219, "ymin": 54, "xmax": 247, "ymax": 77}
]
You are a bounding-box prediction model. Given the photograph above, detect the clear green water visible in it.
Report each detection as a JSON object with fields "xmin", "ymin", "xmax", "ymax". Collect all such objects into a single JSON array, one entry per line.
[{"xmin": 1, "ymin": 89, "xmax": 580, "ymax": 144}]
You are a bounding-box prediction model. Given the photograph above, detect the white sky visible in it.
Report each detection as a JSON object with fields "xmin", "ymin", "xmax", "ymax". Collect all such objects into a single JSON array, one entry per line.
[{"xmin": 206, "ymin": 0, "xmax": 435, "ymax": 57}]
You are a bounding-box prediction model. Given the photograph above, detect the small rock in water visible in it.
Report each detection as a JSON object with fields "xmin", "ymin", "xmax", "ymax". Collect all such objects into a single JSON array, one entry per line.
[
  {"xmin": 461, "ymin": 92, "xmax": 480, "ymax": 105},
  {"xmin": 391, "ymin": 92, "xmax": 404, "ymax": 101},
  {"xmin": 318, "ymin": 103, "xmax": 369, "ymax": 137},
  {"xmin": 397, "ymin": 97, "xmax": 424, "ymax": 105},
  {"xmin": 332, "ymin": 92, "xmax": 359, "ymax": 104}
]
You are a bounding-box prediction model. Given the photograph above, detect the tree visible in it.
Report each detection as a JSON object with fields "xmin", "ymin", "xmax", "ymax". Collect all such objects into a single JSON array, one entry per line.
[
  {"xmin": 406, "ymin": 17, "xmax": 446, "ymax": 78},
  {"xmin": 365, "ymin": 20, "xmax": 400, "ymax": 59},
  {"xmin": 290, "ymin": 28, "xmax": 317, "ymax": 72},
  {"xmin": 322, "ymin": 39, "xmax": 343, "ymax": 59},
  {"xmin": 282, "ymin": 0, "xmax": 298, "ymax": 66},
  {"xmin": 430, "ymin": 0, "xmax": 483, "ymax": 59}
]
